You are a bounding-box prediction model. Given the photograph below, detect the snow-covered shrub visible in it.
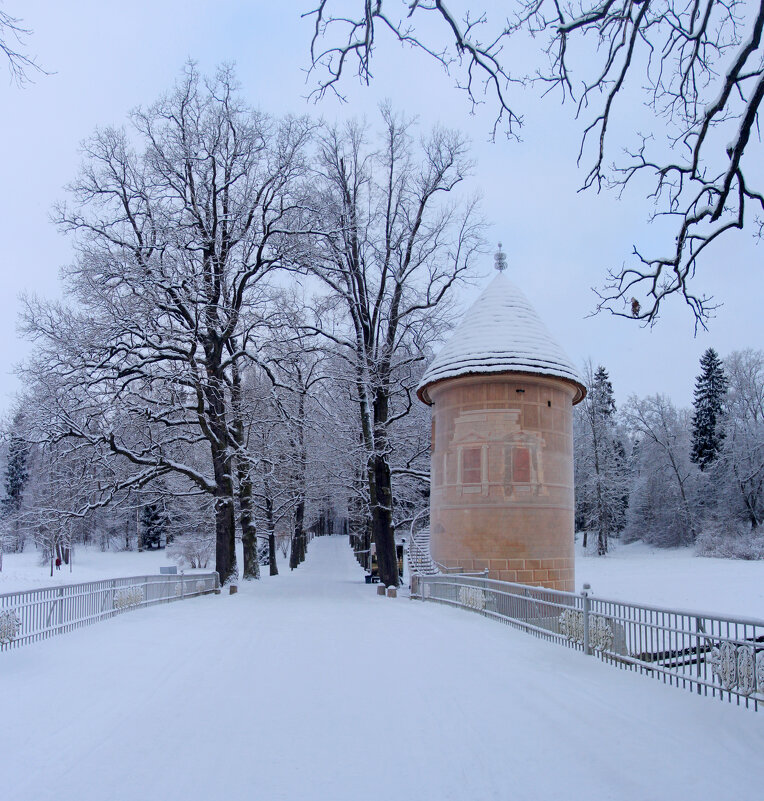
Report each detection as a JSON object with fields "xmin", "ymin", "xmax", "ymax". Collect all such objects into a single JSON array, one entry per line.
[
  {"xmin": 113, "ymin": 586, "xmax": 144, "ymax": 609},
  {"xmin": 695, "ymin": 518, "xmax": 764, "ymax": 560},
  {"xmin": 167, "ymin": 531, "xmax": 214, "ymax": 569},
  {"xmin": 0, "ymin": 609, "xmax": 20, "ymax": 644}
]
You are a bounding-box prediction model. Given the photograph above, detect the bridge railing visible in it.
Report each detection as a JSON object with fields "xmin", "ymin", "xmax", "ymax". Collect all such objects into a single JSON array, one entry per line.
[
  {"xmin": 0, "ymin": 572, "xmax": 219, "ymax": 652},
  {"xmin": 411, "ymin": 573, "xmax": 764, "ymax": 710}
]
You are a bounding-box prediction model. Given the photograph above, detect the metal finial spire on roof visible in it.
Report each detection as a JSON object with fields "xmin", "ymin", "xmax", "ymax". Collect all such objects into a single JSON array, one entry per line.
[{"xmin": 494, "ymin": 242, "xmax": 507, "ymax": 272}]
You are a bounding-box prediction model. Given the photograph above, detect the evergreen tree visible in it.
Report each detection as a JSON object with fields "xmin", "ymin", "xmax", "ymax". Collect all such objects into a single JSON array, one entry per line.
[
  {"xmin": 2, "ymin": 432, "xmax": 28, "ymax": 517},
  {"xmin": 574, "ymin": 364, "xmax": 628, "ymax": 555},
  {"xmin": 2, "ymin": 419, "xmax": 30, "ymax": 556},
  {"xmin": 690, "ymin": 348, "xmax": 728, "ymax": 470},
  {"xmin": 592, "ymin": 366, "xmax": 616, "ymax": 419},
  {"xmin": 140, "ymin": 504, "xmax": 168, "ymax": 550}
]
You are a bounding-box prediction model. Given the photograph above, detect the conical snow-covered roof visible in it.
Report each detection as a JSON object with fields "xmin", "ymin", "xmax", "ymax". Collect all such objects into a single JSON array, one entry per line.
[{"xmin": 417, "ymin": 271, "xmax": 585, "ymax": 405}]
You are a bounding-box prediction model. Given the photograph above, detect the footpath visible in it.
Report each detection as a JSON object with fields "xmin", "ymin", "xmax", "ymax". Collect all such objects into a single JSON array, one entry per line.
[{"xmin": 2, "ymin": 537, "xmax": 762, "ymax": 801}]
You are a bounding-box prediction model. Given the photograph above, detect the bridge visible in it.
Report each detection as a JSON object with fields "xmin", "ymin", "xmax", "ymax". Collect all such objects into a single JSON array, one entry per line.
[{"xmin": 2, "ymin": 537, "xmax": 761, "ymax": 801}]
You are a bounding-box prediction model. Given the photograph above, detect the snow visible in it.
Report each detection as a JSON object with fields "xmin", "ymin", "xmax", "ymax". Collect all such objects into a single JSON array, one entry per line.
[
  {"xmin": 418, "ymin": 272, "xmax": 585, "ymax": 404},
  {"xmin": 2, "ymin": 537, "xmax": 763, "ymax": 801},
  {"xmin": 577, "ymin": 540, "xmax": 764, "ymax": 620},
  {"xmin": 0, "ymin": 547, "xmax": 205, "ymax": 595}
]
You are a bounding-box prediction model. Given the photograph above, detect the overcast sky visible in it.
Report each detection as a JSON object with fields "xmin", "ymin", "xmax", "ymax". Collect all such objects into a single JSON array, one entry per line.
[{"xmin": 1, "ymin": 0, "xmax": 761, "ymax": 416}]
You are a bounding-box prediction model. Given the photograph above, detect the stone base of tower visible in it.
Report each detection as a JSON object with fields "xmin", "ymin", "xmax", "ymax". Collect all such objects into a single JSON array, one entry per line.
[
  {"xmin": 437, "ymin": 557, "xmax": 574, "ymax": 592},
  {"xmin": 431, "ymin": 507, "xmax": 575, "ymax": 592}
]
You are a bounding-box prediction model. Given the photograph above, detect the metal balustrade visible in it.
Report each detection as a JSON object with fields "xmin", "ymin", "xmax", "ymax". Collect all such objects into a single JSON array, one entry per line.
[
  {"xmin": 411, "ymin": 573, "xmax": 764, "ymax": 710},
  {"xmin": 0, "ymin": 572, "xmax": 220, "ymax": 652}
]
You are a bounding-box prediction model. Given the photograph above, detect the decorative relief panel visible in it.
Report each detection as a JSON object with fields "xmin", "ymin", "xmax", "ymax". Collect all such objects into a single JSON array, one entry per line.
[
  {"xmin": 559, "ymin": 609, "xmax": 583, "ymax": 642},
  {"xmin": 0, "ymin": 609, "xmax": 20, "ymax": 644},
  {"xmin": 558, "ymin": 609, "xmax": 615, "ymax": 651},
  {"xmin": 447, "ymin": 408, "xmax": 546, "ymax": 498},
  {"xmin": 708, "ymin": 642, "xmax": 763, "ymax": 697},
  {"xmin": 458, "ymin": 585, "xmax": 486, "ymax": 610},
  {"xmin": 114, "ymin": 586, "xmax": 145, "ymax": 609}
]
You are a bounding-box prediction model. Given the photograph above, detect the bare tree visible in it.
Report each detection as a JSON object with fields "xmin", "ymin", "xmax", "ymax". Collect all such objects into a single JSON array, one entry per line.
[
  {"xmin": 307, "ymin": 347, "xmax": 374, "ymax": 563},
  {"xmin": 254, "ymin": 308, "xmax": 332, "ymax": 573},
  {"xmin": 299, "ymin": 108, "xmax": 483, "ymax": 586},
  {"xmin": 623, "ymin": 393, "xmax": 698, "ymax": 546},
  {"xmin": 718, "ymin": 349, "xmax": 764, "ymax": 529},
  {"xmin": 306, "ymin": 1, "xmax": 764, "ymax": 327},
  {"xmin": 0, "ymin": 9, "xmax": 43, "ymax": 85},
  {"xmin": 10, "ymin": 433, "xmax": 88, "ymax": 574},
  {"xmin": 22, "ymin": 64, "xmax": 312, "ymax": 585}
]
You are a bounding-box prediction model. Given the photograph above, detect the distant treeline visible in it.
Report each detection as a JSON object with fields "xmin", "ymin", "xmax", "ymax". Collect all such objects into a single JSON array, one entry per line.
[{"xmin": 574, "ymin": 349, "xmax": 763, "ymax": 558}]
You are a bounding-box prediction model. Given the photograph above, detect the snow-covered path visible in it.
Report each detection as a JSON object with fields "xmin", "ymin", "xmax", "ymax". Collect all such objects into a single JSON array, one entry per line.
[{"xmin": 2, "ymin": 537, "xmax": 762, "ymax": 801}]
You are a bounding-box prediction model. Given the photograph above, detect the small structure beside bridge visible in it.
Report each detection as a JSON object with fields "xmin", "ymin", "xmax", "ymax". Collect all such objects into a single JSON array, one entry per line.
[{"xmin": 416, "ymin": 248, "xmax": 586, "ymax": 592}]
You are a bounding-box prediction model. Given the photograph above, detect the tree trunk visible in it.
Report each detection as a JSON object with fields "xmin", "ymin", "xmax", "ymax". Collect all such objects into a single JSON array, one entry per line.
[
  {"xmin": 370, "ymin": 452, "xmax": 398, "ymax": 587},
  {"xmin": 241, "ymin": 526, "xmax": 258, "ymax": 580},
  {"xmin": 290, "ymin": 499, "xmax": 305, "ymax": 569},
  {"xmin": 268, "ymin": 532, "xmax": 278, "ymax": 576},
  {"xmin": 212, "ymin": 446, "xmax": 238, "ymax": 585},
  {"xmin": 231, "ymin": 354, "xmax": 259, "ymax": 580},
  {"xmin": 239, "ymin": 468, "xmax": 260, "ymax": 581},
  {"xmin": 265, "ymin": 495, "xmax": 278, "ymax": 576},
  {"xmin": 368, "ymin": 381, "xmax": 398, "ymax": 587},
  {"xmin": 205, "ymin": 337, "xmax": 238, "ymax": 586},
  {"xmin": 738, "ymin": 478, "xmax": 761, "ymax": 530}
]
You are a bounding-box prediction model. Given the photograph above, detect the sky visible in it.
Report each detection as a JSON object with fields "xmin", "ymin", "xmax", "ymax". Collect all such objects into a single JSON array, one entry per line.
[{"xmin": 0, "ymin": 0, "xmax": 761, "ymax": 415}]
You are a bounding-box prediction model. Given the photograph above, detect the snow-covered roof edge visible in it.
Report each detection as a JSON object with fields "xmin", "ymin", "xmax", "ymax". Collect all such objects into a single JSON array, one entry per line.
[{"xmin": 417, "ymin": 272, "xmax": 586, "ymax": 405}]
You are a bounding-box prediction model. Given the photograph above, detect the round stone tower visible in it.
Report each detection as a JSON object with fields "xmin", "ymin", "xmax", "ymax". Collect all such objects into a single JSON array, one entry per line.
[{"xmin": 417, "ymin": 252, "xmax": 585, "ymax": 592}]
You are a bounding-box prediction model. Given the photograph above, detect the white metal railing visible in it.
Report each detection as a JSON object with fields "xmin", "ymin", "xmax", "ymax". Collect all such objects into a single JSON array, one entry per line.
[
  {"xmin": 411, "ymin": 573, "xmax": 764, "ymax": 711},
  {"xmin": 0, "ymin": 572, "xmax": 220, "ymax": 652}
]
